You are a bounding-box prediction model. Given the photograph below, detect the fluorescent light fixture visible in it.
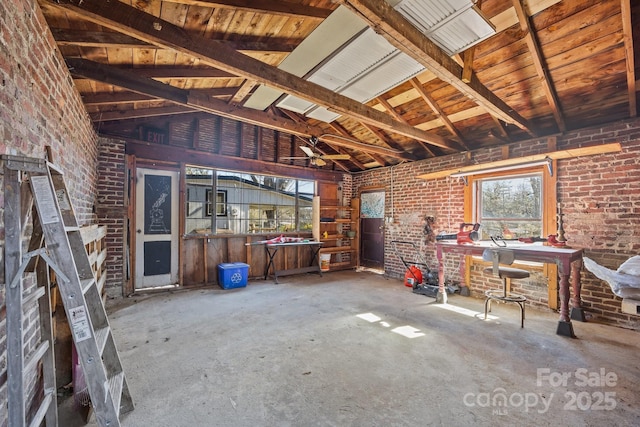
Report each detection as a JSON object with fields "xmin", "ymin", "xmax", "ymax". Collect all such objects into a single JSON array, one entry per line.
[
  {"xmin": 450, "ymin": 157, "xmax": 553, "ymax": 179},
  {"xmin": 393, "ymin": 0, "xmax": 496, "ymax": 56}
]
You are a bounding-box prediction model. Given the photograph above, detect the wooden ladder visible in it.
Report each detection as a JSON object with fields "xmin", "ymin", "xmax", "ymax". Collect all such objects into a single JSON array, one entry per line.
[{"xmin": 4, "ymin": 155, "xmax": 134, "ymax": 427}]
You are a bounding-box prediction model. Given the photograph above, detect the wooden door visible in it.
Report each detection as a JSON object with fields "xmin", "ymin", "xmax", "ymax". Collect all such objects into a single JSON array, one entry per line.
[
  {"xmin": 359, "ymin": 190, "xmax": 385, "ymax": 269},
  {"xmin": 134, "ymin": 168, "xmax": 179, "ymax": 289}
]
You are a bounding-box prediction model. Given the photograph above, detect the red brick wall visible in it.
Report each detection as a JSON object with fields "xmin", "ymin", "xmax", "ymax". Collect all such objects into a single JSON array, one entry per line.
[
  {"xmin": 353, "ymin": 118, "xmax": 640, "ymax": 331},
  {"xmin": 0, "ymin": 1, "xmax": 99, "ymax": 425},
  {"xmin": 96, "ymin": 138, "xmax": 128, "ymax": 297}
]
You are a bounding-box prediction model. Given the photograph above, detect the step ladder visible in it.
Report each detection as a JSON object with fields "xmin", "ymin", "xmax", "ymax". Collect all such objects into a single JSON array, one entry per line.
[
  {"xmin": 4, "ymin": 155, "xmax": 134, "ymax": 427},
  {"xmin": 5, "ymin": 158, "xmax": 58, "ymax": 426},
  {"xmin": 2, "ymin": 156, "xmax": 58, "ymax": 427}
]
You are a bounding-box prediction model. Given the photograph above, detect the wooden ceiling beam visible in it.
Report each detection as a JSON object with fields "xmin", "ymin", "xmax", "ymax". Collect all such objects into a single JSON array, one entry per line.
[
  {"xmin": 90, "ymin": 105, "xmax": 196, "ymax": 121},
  {"xmin": 408, "ymin": 78, "xmax": 469, "ymax": 151},
  {"xmin": 324, "ymin": 123, "xmax": 375, "ymax": 166},
  {"xmin": 339, "ymin": 0, "xmax": 533, "ymax": 134},
  {"xmin": 229, "ymin": 80, "xmax": 259, "ymax": 105},
  {"xmin": 489, "ymin": 116, "xmax": 511, "ymax": 142},
  {"xmin": 69, "ymin": 58, "xmax": 410, "ymax": 161},
  {"xmin": 67, "ymin": 58, "xmax": 318, "ymax": 134},
  {"xmin": 133, "ymin": 67, "xmax": 236, "ymax": 79},
  {"xmin": 512, "ymin": 0, "xmax": 565, "ymax": 132},
  {"xmin": 161, "ymin": 0, "xmax": 333, "ymax": 20},
  {"xmin": 82, "ymin": 92, "xmax": 156, "ymax": 105},
  {"xmin": 326, "ymin": 122, "xmax": 388, "ymax": 167},
  {"xmin": 356, "ymin": 122, "xmax": 416, "ymax": 161},
  {"xmin": 50, "ymin": 28, "xmax": 299, "ymax": 53},
  {"xmin": 126, "ymin": 140, "xmax": 343, "ymax": 182},
  {"xmin": 83, "ymin": 87, "xmax": 237, "ymax": 106},
  {"xmin": 620, "ymin": 0, "xmax": 637, "ymax": 117},
  {"xmin": 45, "ymin": 0, "xmax": 460, "ymax": 151},
  {"xmin": 375, "ymin": 95, "xmax": 436, "ymax": 157}
]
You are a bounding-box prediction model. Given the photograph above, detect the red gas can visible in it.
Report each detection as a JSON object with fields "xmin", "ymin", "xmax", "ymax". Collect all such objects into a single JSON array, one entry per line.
[{"xmin": 404, "ymin": 266, "xmax": 423, "ymax": 287}]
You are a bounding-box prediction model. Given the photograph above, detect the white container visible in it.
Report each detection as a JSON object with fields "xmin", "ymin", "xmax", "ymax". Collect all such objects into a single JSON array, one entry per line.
[{"xmin": 320, "ymin": 253, "xmax": 331, "ymax": 272}]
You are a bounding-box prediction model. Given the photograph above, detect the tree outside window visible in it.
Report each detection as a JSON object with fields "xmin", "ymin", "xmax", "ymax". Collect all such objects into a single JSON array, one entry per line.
[{"xmin": 478, "ymin": 174, "xmax": 542, "ymax": 240}]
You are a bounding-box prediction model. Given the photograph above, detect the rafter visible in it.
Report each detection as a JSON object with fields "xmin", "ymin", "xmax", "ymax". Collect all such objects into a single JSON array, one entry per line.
[
  {"xmin": 133, "ymin": 67, "xmax": 236, "ymax": 79},
  {"xmin": 68, "ymin": 58, "xmax": 315, "ymax": 133},
  {"xmin": 339, "ymin": 0, "xmax": 533, "ymax": 134},
  {"xmin": 375, "ymin": 95, "xmax": 436, "ymax": 157},
  {"xmin": 162, "ymin": 0, "xmax": 334, "ymax": 20},
  {"xmin": 408, "ymin": 78, "xmax": 469, "ymax": 151},
  {"xmin": 357, "ymin": 122, "xmax": 416, "ymax": 161},
  {"xmin": 90, "ymin": 105, "xmax": 196, "ymax": 121},
  {"xmin": 45, "ymin": 0, "xmax": 460, "ymax": 151},
  {"xmin": 50, "ymin": 28, "xmax": 300, "ymax": 53},
  {"xmin": 620, "ymin": 0, "xmax": 636, "ymax": 117},
  {"xmin": 68, "ymin": 58, "xmax": 412, "ymax": 161},
  {"xmin": 229, "ymin": 80, "xmax": 259, "ymax": 105},
  {"xmin": 326, "ymin": 122, "xmax": 386, "ymax": 167},
  {"xmin": 81, "ymin": 88, "xmax": 237, "ymax": 106},
  {"xmin": 512, "ymin": 0, "xmax": 565, "ymax": 132}
]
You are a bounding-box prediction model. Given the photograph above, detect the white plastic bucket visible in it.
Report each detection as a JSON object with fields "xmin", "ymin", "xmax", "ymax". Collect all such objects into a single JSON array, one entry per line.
[{"xmin": 320, "ymin": 253, "xmax": 331, "ymax": 272}]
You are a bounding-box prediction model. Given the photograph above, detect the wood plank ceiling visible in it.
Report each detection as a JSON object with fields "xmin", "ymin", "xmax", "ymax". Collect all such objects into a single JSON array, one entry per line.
[{"xmin": 37, "ymin": 0, "xmax": 639, "ymax": 172}]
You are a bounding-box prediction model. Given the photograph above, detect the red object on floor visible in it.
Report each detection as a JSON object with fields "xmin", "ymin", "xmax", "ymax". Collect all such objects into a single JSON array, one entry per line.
[{"xmin": 404, "ymin": 266, "xmax": 423, "ymax": 287}]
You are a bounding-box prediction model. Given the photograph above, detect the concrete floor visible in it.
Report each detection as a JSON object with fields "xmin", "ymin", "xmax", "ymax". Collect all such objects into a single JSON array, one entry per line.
[{"xmin": 60, "ymin": 270, "xmax": 640, "ymax": 427}]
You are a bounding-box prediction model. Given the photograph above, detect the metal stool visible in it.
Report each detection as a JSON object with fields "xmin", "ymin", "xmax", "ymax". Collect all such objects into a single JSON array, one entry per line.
[{"xmin": 482, "ymin": 248, "xmax": 529, "ymax": 328}]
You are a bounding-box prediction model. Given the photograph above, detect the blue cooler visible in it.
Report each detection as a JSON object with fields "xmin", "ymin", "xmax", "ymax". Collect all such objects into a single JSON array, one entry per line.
[{"xmin": 217, "ymin": 263, "xmax": 249, "ymax": 289}]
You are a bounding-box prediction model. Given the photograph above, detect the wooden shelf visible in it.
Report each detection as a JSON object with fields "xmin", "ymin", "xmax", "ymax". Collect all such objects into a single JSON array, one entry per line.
[
  {"xmin": 320, "ymin": 206, "xmax": 354, "ymax": 211},
  {"xmin": 313, "ymin": 183, "xmax": 360, "ymax": 271},
  {"xmin": 329, "ymin": 261, "xmax": 353, "ymax": 269},
  {"xmin": 320, "ymin": 247, "xmax": 356, "ymax": 254}
]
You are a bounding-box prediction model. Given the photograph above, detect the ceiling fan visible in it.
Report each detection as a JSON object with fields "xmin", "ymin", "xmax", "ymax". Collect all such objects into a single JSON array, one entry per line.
[{"xmin": 281, "ymin": 136, "xmax": 350, "ymax": 167}]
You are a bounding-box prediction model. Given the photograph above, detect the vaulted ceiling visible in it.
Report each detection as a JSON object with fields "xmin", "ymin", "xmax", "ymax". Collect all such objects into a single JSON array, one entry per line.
[{"xmin": 38, "ymin": 0, "xmax": 639, "ymax": 172}]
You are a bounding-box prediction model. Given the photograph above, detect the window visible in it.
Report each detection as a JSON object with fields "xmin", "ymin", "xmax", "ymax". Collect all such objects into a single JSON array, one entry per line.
[
  {"xmin": 465, "ymin": 164, "xmax": 556, "ymax": 242},
  {"xmin": 185, "ymin": 166, "xmax": 314, "ymax": 235},
  {"xmin": 477, "ymin": 173, "xmax": 542, "ymax": 240},
  {"xmin": 205, "ymin": 189, "xmax": 227, "ymax": 217}
]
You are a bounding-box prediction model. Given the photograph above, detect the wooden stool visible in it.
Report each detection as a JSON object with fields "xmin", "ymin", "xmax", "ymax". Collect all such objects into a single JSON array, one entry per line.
[{"xmin": 482, "ymin": 248, "xmax": 529, "ymax": 328}]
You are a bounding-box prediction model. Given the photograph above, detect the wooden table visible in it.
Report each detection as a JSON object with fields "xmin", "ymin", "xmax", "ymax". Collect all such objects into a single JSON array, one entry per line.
[
  {"xmin": 263, "ymin": 241, "xmax": 324, "ymax": 283},
  {"xmin": 435, "ymin": 241, "xmax": 584, "ymax": 337}
]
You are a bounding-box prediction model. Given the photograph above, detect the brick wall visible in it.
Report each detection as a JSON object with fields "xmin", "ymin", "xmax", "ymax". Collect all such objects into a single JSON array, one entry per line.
[
  {"xmin": 352, "ymin": 118, "xmax": 640, "ymax": 331},
  {"xmin": 0, "ymin": 1, "xmax": 99, "ymax": 425},
  {"xmin": 96, "ymin": 138, "xmax": 128, "ymax": 298}
]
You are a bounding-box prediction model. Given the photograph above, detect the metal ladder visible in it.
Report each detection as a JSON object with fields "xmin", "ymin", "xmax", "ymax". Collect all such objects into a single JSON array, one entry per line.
[
  {"xmin": 5, "ymin": 156, "xmax": 58, "ymax": 427},
  {"xmin": 4, "ymin": 155, "xmax": 134, "ymax": 427}
]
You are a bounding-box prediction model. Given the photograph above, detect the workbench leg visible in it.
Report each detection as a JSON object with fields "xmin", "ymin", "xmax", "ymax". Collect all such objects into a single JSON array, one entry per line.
[
  {"xmin": 436, "ymin": 246, "xmax": 447, "ymax": 303},
  {"xmin": 570, "ymin": 259, "xmax": 586, "ymax": 321}
]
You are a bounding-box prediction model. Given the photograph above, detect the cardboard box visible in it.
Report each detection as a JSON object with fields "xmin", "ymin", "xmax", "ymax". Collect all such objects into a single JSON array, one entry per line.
[{"xmin": 217, "ymin": 262, "xmax": 249, "ymax": 289}]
